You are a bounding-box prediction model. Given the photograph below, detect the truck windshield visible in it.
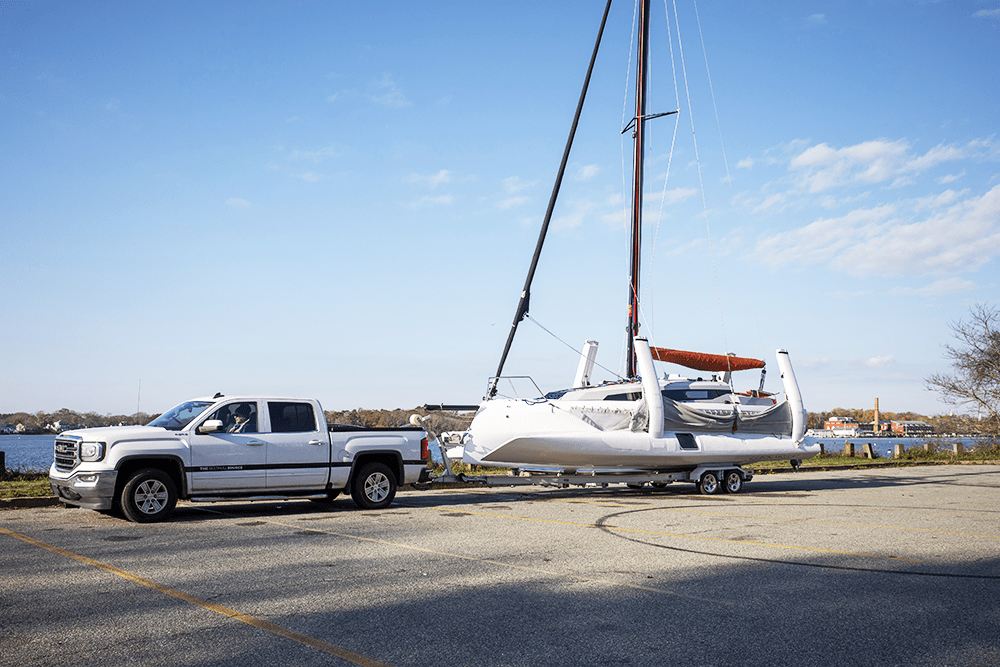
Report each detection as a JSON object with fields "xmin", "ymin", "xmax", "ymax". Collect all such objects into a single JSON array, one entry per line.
[{"xmin": 148, "ymin": 401, "xmax": 214, "ymax": 431}]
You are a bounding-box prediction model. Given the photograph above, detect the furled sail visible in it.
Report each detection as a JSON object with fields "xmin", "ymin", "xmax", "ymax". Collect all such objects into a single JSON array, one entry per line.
[{"xmin": 650, "ymin": 348, "xmax": 765, "ymax": 372}]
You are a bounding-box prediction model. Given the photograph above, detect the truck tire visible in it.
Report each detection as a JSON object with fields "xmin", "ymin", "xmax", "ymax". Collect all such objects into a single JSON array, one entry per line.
[
  {"xmin": 351, "ymin": 462, "xmax": 396, "ymax": 510},
  {"xmin": 120, "ymin": 468, "xmax": 177, "ymax": 523}
]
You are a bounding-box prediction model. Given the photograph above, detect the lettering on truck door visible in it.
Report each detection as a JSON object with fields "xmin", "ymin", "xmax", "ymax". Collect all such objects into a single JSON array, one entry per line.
[
  {"xmin": 264, "ymin": 401, "xmax": 330, "ymax": 490},
  {"xmin": 189, "ymin": 400, "xmax": 267, "ymax": 491}
]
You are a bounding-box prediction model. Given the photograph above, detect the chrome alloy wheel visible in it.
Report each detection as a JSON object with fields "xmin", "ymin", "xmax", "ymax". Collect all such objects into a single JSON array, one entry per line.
[
  {"xmin": 134, "ymin": 479, "xmax": 169, "ymax": 514},
  {"xmin": 364, "ymin": 471, "xmax": 391, "ymax": 502}
]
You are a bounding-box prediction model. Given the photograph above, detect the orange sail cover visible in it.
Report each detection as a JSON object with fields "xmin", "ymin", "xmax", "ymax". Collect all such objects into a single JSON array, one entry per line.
[{"xmin": 650, "ymin": 347, "xmax": 765, "ymax": 372}]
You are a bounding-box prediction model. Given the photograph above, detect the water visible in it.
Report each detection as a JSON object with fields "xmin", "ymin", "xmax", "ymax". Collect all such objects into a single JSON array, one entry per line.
[
  {"xmin": 1, "ymin": 433, "xmax": 987, "ymax": 473},
  {"xmin": 807, "ymin": 436, "xmax": 984, "ymax": 459},
  {"xmin": 0, "ymin": 434, "xmax": 56, "ymax": 471}
]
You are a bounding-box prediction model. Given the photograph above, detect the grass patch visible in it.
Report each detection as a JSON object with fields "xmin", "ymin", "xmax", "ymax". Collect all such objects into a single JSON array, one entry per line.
[{"xmin": 0, "ymin": 467, "xmax": 51, "ymax": 499}]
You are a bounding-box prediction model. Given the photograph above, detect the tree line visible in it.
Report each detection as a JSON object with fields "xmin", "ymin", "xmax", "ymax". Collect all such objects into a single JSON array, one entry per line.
[{"xmin": 2, "ymin": 405, "xmax": 992, "ymax": 437}]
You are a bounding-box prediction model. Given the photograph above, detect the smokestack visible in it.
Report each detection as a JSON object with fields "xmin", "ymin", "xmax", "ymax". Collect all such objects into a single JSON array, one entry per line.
[{"xmin": 874, "ymin": 398, "xmax": 880, "ymax": 434}]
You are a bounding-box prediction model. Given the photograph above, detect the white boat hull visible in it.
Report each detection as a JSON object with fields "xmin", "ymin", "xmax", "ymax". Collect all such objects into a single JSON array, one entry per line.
[{"xmin": 462, "ymin": 341, "xmax": 819, "ymax": 471}]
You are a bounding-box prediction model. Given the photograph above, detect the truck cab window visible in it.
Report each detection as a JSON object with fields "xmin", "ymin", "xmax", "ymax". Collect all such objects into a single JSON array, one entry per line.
[{"xmin": 268, "ymin": 402, "xmax": 316, "ymax": 433}]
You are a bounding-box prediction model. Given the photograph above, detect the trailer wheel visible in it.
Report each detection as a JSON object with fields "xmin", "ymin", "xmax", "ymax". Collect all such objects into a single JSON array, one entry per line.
[
  {"xmin": 351, "ymin": 463, "xmax": 397, "ymax": 510},
  {"xmin": 120, "ymin": 468, "xmax": 177, "ymax": 523},
  {"xmin": 698, "ymin": 472, "xmax": 720, "ymax": 495},
  {"xmin": 723, "ymin": 470, "xmax": 744, "ymax": 494}
]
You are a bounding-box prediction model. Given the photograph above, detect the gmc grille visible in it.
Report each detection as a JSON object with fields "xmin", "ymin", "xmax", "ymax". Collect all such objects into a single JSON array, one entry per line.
[{"xmin": 54, "ymin": 439, "xmax": 79, "ymax": 471}]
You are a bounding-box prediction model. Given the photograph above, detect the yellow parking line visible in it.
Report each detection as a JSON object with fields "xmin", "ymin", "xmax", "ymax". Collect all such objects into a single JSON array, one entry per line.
[{"xmin": 0, "ymin": 526, "xmax": 391, "ymax": 667}]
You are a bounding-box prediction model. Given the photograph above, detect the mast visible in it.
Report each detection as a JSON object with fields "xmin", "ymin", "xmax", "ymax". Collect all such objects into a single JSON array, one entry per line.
[{"xmin": 625, "ymin": 0, "xmax": 651, "ymax": 379}]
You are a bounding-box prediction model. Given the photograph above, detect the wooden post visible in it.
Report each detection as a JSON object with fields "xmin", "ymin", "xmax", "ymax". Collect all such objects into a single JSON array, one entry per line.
[
  {"xmin": 924, "ymin": 443, "xmax": 932, "ymax": 453},
  {"xmin": 845, "ymin": 442, "xmax": 855, "ymax": 457},
  {"xmin": 863, "ymin": 443, "xmax": 876, "ymax": 459},
  {"xmin": 893, "ymin": 443, "xmax": 904, "ymax": 459},
  {"xmin": 819, "ymin": 442, "xmax": 825, "ymax": 456},
  {"xmin": 0, "ymin": 450, "xmax": 5, "ymax": 472},
  {"xmin": 953, "ymin": 442, "xmax": 964, "ymax": 456}
]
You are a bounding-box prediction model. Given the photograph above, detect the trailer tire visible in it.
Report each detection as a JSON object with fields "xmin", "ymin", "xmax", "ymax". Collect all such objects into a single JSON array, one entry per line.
[
  {"xmin": 698, "ymin": 472, "xmax": 720, "ymax": 495},
  {"xmin": 119, "ymin": 468, "xmax": 177, "ymax": 523},
  {"xmin": 351, "ymin": 463, "xmax": 397, "ymax": 510},
  {"xmin": 723, "ymin": 470, "xmax": 744, "ymax": 494}
]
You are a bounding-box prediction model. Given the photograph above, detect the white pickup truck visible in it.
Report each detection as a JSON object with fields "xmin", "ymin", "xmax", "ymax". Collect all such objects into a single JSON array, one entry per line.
[{"xmin": 48, "ymin": 395, "xmax": 430, "ymax": 522}]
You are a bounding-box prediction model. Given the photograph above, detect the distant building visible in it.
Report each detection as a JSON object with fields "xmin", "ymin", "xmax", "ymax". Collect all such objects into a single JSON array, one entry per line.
[
  {"xmin": 824, "ymin": 417, "xmax": 859, "ymax": 436},
  {"xmin": 859, "ymin": 421, "xmax": 891, "ymax": 435},
  {"xmin": 891, "ymin": 420, "xmax": 934, "ymax": 436}
]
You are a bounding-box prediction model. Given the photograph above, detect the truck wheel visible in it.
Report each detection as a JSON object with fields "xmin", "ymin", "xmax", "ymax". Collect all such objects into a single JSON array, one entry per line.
[
  {"xmin": 698, "ymin": 472, "xmax": 720, "ymax": 495},
  {"xmin": 351, "ymin": 463, "xmax": 396, "ymax": 510},
  {"xmin": 120, "ymin": 469, "xmax": 177, "ymax": 523},
  {"xmin": 723, "ymin": 470, "xmax": 744, "ymax": 494}
]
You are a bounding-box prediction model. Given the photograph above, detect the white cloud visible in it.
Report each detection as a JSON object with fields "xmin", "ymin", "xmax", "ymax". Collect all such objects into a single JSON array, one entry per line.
[
  {"xmin": 552, "ymin": 199, "xmax": 598, "ymax": 231},
  {"xmin": 754, "ymin": 183, "xmax": 1000, "ymax": 277},
  {"xmin": 574, "ymin": 164, "xmax": 600, "ymax": 181},
  {"xmin": 737, "ymin": 157, "xmax": 755, "ymax": 169},
  {"xmin": 367, "ymin": 74, "xmax": 410, "ymax": 108},
  {"xmin": 288, "ymin": 145, "xmax": 339, "ymax": 162},
  {"xmin": 787, "ymin": 139, "xmax": 988, "ymax": 193},
  {"xmin": 891, "ymin": 277, "xmax": 976, "ymax": 297},
  {"xmin": 865, "ymin": 355, "xmax": 893, "ymax": 368},
  {"xmin": 806, "ymin": 14, "xmax": 827, "ymax": 25},
  {"xmin": 297, "ymin": 172, "xmax": 323, "ymax": 183},
  {"xmin": 104, "ymin": 98, "xmax": 121, "ymax": 112},
  {"xmin": 407, "ymin": 195, "xmax": 453, "ymax": 208},
  {"xmin": 497, "ymin": 196, "xmax": 529, "ymax": 210},
  {"xmin": 503, "ymin": 176, "xmax": 535, "ymax": 193},
  {"xmin": 225, "ymin": 198, "xmax": 251, "ymax": 208},
  {"xmin": 937, "ymin": 170, "xmax": 965, "ymax": 184},
  {"xmin": 974, "ymin": 9, "xmax": 1000, "ymax": 19},
  {"xmin": 406, "ymin": 170, "xmax": 452, "ymax": 188}
]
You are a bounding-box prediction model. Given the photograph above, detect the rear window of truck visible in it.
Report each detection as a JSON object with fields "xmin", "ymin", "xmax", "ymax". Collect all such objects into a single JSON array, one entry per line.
[{"xmin": 268, "ymin": 402, "xmax": 316, "ymax": 433}]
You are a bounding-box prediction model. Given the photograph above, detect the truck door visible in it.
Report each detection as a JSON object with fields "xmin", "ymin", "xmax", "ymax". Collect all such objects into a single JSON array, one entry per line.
[
  {"xmin": 188, "ymin": 401, "xmax": 266, "ymax": 491},
  {"xmin": 263, "ymin": 401, "xmax": 330, "ymax": 490}
]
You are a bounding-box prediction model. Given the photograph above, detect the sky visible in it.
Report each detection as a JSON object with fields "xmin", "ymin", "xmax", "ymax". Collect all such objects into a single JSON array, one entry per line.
[{"xmin": 2, "ymin": 0, "xmax": 998, "ymax": 418}]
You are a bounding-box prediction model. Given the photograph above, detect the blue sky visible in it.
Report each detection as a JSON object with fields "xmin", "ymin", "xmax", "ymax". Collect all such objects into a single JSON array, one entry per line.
[{"xmin": 3, "ymin": 0, "xmax": 998, "ymax": 417}]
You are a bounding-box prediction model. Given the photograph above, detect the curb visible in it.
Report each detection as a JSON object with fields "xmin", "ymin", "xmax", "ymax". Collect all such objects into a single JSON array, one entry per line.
[{"xmin": 0, "ymin": 496, "xmax": 64, "ymax": 510}]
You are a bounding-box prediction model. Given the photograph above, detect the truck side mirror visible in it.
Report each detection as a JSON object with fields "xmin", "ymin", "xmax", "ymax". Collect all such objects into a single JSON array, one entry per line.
[{"xmin": 199, "ymin": 419, "xmax": 224, "ymax": 434}]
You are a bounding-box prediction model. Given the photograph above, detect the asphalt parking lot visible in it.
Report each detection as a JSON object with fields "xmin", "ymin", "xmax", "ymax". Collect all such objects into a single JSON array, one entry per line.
[{"xmin": 3, "ymin": 465, "xmax": 1000, "ymax": 667}]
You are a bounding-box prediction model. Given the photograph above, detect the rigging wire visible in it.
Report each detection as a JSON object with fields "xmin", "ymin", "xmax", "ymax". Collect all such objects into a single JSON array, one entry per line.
[
  {"xmin": 670, "ymin": 0, "xmax": 731, "ymax": 358},
  {"xmin": 525, "ymin": 314, "xmax": 625, "ymax": 382},
  {"xmin": 691, "ymin": 0, "xmax": 767, "ymax": 360},
  {"xmin": 618, "ymin": 0, "xmax": 641, "ymax": 378},
  {"xmin": 643, "ymin": 0, "xmax": 683, "ymax": 349}
]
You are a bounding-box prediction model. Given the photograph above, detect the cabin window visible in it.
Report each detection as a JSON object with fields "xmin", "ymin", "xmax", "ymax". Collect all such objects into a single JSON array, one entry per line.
[
  {"xmin": 662, "ymin": 389, "xmax": 730, "ymax": 401},
  {"xmin": 605, "ymin": 392, "xmax": 642, "ymax": 401},
  {"xmin": 268, "ymin": 402, "xmax": 316, "ymax": 433},
  {"xmin": 677, "ymin": 433, "xmax": 698, "ymax": 450}
]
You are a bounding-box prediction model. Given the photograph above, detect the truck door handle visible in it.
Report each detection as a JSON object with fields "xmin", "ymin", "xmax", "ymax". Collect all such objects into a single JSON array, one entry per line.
[
  {"xmin": 308, "ymin": 439, "xmax": 323, "ymax": 446},
  {"xmin": 247, "ymin": 440, "xmax": 265, "ymax": 446}
]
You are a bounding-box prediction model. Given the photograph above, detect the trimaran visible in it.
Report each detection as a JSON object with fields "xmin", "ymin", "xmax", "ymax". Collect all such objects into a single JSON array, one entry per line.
[{"xmin": 425, "ymin": 0, "xmax": 819, "ymax": 494}]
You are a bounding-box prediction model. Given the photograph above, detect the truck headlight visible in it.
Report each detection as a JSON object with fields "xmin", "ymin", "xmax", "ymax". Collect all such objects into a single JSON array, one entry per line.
[{"xmin": 80, "ymin": 442, "xmax": 105, "ymax": 462}]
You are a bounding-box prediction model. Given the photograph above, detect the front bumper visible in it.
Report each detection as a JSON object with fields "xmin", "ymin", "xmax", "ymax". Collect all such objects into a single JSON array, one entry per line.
[{"xmin": 49, "ymin": 469, "xmax": 119, "ymax": 511}]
